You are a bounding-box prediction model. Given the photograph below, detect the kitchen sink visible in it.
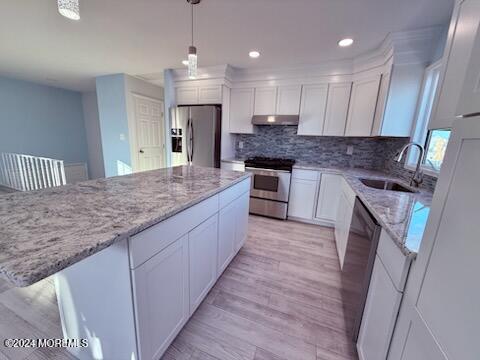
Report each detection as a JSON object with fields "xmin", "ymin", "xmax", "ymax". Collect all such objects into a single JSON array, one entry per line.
[{"xmin": 359, "ymin": 178, "xmax": 416, "ymax": 193}]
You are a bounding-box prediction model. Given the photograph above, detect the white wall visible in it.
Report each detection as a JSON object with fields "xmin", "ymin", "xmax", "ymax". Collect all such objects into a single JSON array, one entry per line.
[
  {"xmin": 82, "ymin": 92, "xmax": 105, "ymax": 179},
  {"xmin": 163, "ymin": 69, "xmax": 175, "ymax": 168}
]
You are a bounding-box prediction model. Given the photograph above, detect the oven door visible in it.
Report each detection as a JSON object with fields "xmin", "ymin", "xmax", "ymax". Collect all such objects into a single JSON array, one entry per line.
[{"xmin": 245, "ymin": 167, "xmax": 291, "ymax": 202}]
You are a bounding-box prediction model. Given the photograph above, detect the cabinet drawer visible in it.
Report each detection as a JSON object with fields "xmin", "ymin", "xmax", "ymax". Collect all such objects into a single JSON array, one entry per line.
[
  {"xmin": 292, "ymin": 169, "xmax": 319, "ymax": 181},
  {"xmin": 176, "ymin": 87, "xmax": 199, "ymax": 105},
  {"xmin": 218, "ymin": 178, "xmax": 251, "ymax": 209},
  {"xmin": 129, "ymin": 195, "xmax": 219, "ymax": 269},
  {"xmin": 377, "ymin": 230, "xmax": 411, "ymax": 291}
]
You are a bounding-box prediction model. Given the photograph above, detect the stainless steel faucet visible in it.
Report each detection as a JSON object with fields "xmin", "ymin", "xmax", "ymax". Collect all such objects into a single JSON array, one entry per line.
[{"xmin": 394, "ymin": 142, "xmax": 425, "ymax": 187}]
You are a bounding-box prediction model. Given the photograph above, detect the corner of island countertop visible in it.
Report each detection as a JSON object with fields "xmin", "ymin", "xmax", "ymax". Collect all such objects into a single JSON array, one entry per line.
[{"xmin": 0, "ymin": 166, "xmax": 251, "ymax": 287}]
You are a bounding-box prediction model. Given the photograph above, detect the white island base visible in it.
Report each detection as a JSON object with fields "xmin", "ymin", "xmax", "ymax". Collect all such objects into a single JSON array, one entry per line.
[{"xmin": 54, "ymin": 178, "xmax": 250, "ymax": 360}]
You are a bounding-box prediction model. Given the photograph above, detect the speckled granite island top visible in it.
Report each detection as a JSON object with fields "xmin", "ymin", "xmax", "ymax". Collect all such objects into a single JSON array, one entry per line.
[
  {"xmin": 0, "ymin": 166, "xmax": 251, "ymax": 287},
  {"xmin": 295, "ymin": 163, "xmax": 433, "ymax": 257}
]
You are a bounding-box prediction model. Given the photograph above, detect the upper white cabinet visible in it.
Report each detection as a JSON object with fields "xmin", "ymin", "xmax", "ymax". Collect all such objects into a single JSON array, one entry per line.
[
  {"xmin": 298, "ymin": 84, "xmax": 329, "ymax": 136},
  {"xmin": 176, "ymin": 87, "xmax": 199, "ymax": 105},
  {"xmin": 176, "ymin": 85, "xmax": 222, "ymax": 105},
  {"xmin": 315, "ymin": 173, "xmax": 343, "ymax": 223},
  {"xmin": 345, "ymin": 75, "xmax": 381, "ymax": 136},
  {"xmin": 371, "ymin": 70, "xmax": 392, "ymax": 136},
  {"xmin": 276, "ymin": 85, "xmax": 302, "ymax": 115},
  {"xmin": 431, "ymin": 0, "xmax": 480, "ymax": 127},
  {"xmin": 253, "ymin": 85, "xmax": 302, "ymax": 116},
  {"xmin": 229, "ymin": 88, "xmax": 255, "ymax": 134},
  {"xmin": 254, "ymin": 87, "xmax": 277, "ymax": 115},
  {"xmin": 323, "ymin": 82, "xmax": 352, "ymax": 136}
]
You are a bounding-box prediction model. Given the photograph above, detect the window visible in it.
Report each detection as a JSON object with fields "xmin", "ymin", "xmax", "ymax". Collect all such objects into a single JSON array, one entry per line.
[{"xmin": 406, "ymin": 61, "xmax": 450, "ymax": 175}]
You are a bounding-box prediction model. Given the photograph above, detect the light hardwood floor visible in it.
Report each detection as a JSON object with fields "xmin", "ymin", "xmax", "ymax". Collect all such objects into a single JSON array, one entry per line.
[{"xmin": 0, "ymin": 216, "xmax": 358, "ymax": 360}]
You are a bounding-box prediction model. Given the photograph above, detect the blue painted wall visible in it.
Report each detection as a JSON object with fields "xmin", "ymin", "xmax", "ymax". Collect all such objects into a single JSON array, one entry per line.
[
  {"xmin": 95, "ymin": 74, "xmax": 132, "ymax": 178},
  {"xmin": 0, "ymin": 76, "xmax": 88, "ymax": 164}
]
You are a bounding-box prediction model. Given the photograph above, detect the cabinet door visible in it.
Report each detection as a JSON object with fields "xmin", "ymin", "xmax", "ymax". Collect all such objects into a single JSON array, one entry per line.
[
  {"xmin": 357, "ymin": 256, "xmax": 402, "ymax": 360},
  {"xmin": 315, "ymin": 173, "xmax": 342, "ymax": 223},
  {"xmin": 230, "ymin": 88, "xmax": 255, "ymax": 133},
  {"xmin": 276, "ymin": 85, "xmax": 302, "ymax": 115},
  {"xmin": 176, "ymin": 87, "xmax": 199, "ymax": 105},
  {"xmin": 254, "ymin": 87, "xmax": 277, "ymax": 115},
  {"xmin": 218, "ymin": 201, "xmax": 236, "ymax": 276},
  {"xmin": 288, "ymin": 178, "xmax": 318, "ymax": 220},
  {"xmin": 345, "ymin": 76, "xmax": 381, "ymax": 136},
  {"xmin": 234, "ymin": 192, "xmax": 250, "ymax": 252},
  {"xmin": 198, "ymin": 86, "xmax": 222, "ymax": 104},
  {"xmin": 189, "ymin": 215, "xmax": 218, "ymax": 314},
  {"xmin": 323, "ymin": 82, "xmax": 352, "ymax": 136},
  {"xmin": 132, "ymin": 235, "xmax": 189, "ymax": 360},
  {"xmin": 298, "ymin": 84, "xmax": 328, "ymax": 136},
  {"xmin": 334, "ymin": 193, "xmax": 346, "ymax": 251},
  {"xmin": 371, "ymin": 70, "xmax": 392, "ymax": 136}
]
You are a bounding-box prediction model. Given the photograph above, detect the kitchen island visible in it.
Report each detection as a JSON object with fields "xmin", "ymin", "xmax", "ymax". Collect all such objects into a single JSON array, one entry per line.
[{"xmin": 0, "ymin": 166, "xmax": 251, "ymax": 360}]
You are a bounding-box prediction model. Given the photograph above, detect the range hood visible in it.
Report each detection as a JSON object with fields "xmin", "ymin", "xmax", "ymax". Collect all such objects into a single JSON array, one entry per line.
[{"xmin": 251, "ymin": 115, "xmax": 299, "ymax": 126}]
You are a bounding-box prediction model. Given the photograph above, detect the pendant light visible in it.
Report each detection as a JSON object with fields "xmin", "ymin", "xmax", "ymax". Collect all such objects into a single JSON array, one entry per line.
[
  {"xmin": 58, "ymin": 0, "xmax": 80, "ymax": 20},
  {"xmin": 187, "ymin": 0, "xmax": 200, "ymax": 79}
]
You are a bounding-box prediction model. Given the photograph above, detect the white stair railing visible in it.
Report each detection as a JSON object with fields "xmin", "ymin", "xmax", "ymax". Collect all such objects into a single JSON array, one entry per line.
[{"xmin": 0, "ymin": 152, "xmax": 66, "ymax": 191}]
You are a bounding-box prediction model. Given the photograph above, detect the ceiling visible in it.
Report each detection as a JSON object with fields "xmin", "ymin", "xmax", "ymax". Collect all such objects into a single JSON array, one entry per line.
[{"xmin": 0, "ymin": 0, "xmax": 453, "ymax": 92}]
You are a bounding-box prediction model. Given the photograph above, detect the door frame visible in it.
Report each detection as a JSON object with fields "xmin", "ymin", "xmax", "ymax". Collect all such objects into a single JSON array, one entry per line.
[{"xmin": 128, "ymin": 93, "xmax": 166, "ymax": 172}]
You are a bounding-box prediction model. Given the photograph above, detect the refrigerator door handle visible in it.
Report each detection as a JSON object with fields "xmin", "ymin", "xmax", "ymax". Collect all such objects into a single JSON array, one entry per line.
[
  {"xmin": 187, "ymin": 116, "xmax": 194, "ymax": 164},
  {"xmin": 190, "ymin": 116, "xmax": 194, "ymax": 163}
]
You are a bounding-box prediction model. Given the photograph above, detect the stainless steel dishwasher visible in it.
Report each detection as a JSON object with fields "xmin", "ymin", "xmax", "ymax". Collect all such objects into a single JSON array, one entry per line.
[{"xmin": 342, "ymin": 197, "xmax": 382, "ymax": 341}]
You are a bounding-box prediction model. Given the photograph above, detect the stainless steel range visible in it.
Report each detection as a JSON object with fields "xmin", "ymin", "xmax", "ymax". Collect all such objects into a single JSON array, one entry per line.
[{"xmin": 244, "ymin": 157, "xmax": 295, "ymax": 220}]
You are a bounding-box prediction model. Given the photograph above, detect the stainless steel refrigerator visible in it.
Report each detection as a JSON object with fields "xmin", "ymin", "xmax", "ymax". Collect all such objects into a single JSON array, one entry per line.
[{"xmin": 170, "ymin": 105, "xmax": 222, "ymax": 168}]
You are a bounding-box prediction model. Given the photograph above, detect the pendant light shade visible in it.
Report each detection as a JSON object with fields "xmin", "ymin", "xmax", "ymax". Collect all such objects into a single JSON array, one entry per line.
[
  {"xmin": 186, "ymin": 0, "xmax": 200, "ymax": 79},
  {"xmin": 58, "ymin": 0, "xmax": 80, "ymax": 20}
]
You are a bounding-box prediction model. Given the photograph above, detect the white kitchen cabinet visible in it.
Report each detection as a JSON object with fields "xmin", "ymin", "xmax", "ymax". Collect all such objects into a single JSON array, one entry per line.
[
  {"xmin": 254, "ymin": 87, "xmax": 277, "ymax": 115},
  {"xmin": 188, "ymin": 214, "xmax": 219, "ymax": 314},
  {"xmin": 234, "ymin": 192, "xmax": 250, "ymax": 252},
  {"xmin": 315, "ymin": 173, "xmax": 343, "ymax": 223},
  {"xmin": 218, "ymin": 200, "xmax": 236, "ymax": 276},
  {"xmin": 345, "ymin": 75, "xmax": 381, "ymax": 136},
  {"xmin": 198, "ymin": 86, "xmax": 222, "ymax": 104},
  {"xmin": 176, "ymin": 87, "xmax": 199, "ymax": 105},
  {"xmin": 230, "ymin": 88, "xmax": 255, "ymax": 133},
  {"xmin": 132, "ymin": 235, "xmax": 190, "ymax": 360},
  {"xmin": 221, "ymin": 160, "xmax": 245, "ymax": 172},
  {"xmin": 323, "ymin": 82, "xmax": 352, "ymax": 136},
  {"xmin": 357, "ymin": 255, "xmax": 403, "ymax": 360},
  {"xmin": 298, "ymin": 84, "xmax": 328, "ymax": 136},
  {"xmin": 334, "ymin": 179, "xmax": 355, "ymax": 268},
  {"xmin": 276, "ymin": 85, "xmax": 302, "ymax": 115},
  {"xmin": 431, "ymin": 0, "xmax": 480, "ymax": 128},
  {"xmin": 371, "ymin": 70, "xmax": 392, "ymax": 136},
  {"xmin": 288, "ymin": 173, "xmax": 318, "ymax": 220}
]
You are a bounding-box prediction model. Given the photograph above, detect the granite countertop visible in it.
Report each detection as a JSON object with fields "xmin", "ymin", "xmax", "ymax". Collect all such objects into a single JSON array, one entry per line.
[
  {"xmin": 221, "ymin": 158, "xmax": 432, "ymax": 257},
  {"xmin": 294, "ymin": 163, "xmax": 432, "ymax": 258},
  {"xmin": 221, "ymin": 157, "xmax": 247, "ymax": 164},
  {"xmin": 0, "ymin": 166, "xmax": 251, "ymax": 287}
]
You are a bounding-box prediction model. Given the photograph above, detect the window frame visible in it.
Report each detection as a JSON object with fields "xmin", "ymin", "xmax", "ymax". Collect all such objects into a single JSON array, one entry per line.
[{"xmin": 405, "ymin": 60, "xmax": 443, "ymax": 177}]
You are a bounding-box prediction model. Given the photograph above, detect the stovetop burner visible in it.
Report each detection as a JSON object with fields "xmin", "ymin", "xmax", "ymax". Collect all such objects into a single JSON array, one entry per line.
[{"xmin": 244, "ymin": 156, "xmax": 295, "ymax": 171}]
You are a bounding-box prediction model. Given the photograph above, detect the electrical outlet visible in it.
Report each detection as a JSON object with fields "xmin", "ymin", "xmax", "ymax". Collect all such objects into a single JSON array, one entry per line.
[
  {"xmin": 238, "ymin": 141, "xmax": 244, "ymax": 149},
  {"xmin": 347, "ymin": 145, "xmax": 354, "ymax": 155}
]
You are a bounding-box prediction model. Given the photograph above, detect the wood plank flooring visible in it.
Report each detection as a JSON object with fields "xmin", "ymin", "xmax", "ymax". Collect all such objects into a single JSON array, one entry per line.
[{"xmin": 0, "ymin": 215, "xmax": 358, "ymax": 360}]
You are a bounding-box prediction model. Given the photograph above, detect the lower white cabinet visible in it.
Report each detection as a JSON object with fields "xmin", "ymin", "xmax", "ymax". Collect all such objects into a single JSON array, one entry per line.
[
  {"xmin": 234, "ymin": 192, "xmax": 249, "ymax": 252},
  {"xmin": 357, "ymin": 255, "xmax": 403, "ymax": 360},
  {"xmin": 188, "ymin": 214, "xmax": 218, "ymax": 314},
  {"xmin": 132, "ymin": 235, "xmax": 190, "ymax": 360},
  {"xmin": 288, "ymin": 177, "xmax": 318, "ymax": 219},
  {"xmin": 334, "ymin": 181, "xmax": 355, "ymax": 268},
  {"xmin": 218, "ymin": 201, "xmax": 236, "ymax": 276},
  {"xmin": 315, "ymin": 173, "xmax": 343, "ymax": 223}
]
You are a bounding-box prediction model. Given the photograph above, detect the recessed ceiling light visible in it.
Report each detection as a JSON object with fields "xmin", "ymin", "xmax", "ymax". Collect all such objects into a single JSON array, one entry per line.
[
  {"xmin": 338, "ymin": 38, "xmax": 354, "ymax": 47},
  {"xmin": 249, "ymin": 51, "xmax": 260, "ymax": 58},
  {"xmin": 58, "ymin": 0, "xmax": 80, "ymax": 20},
  {"xmin": 182, "ymin": 60, "xmax": 189, "ymax": 66}
]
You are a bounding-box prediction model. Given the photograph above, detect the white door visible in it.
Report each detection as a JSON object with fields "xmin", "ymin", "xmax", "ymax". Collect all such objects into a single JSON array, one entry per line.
[
  {"xmin": 315, "ymin": 173, "xmax": 342, "ymax": 222},
  {"xmin": 133, "ymin": 95, "xmax": 165, "ymax": 171},
  {"xmin": 229, "ymin": 88, "xmax": 255, "ymax": 134},
  {"xmin": 218, "ymin": 200, "xmax": 236, "ymax": 276},
  {"xmin": 323, "ymin": 82, "xmax": 352, "ymax": 136},
  {"xmin": 132, "ymin": 235, "xmax": 189, "ymax": 360},
  {"xmin": 254, "ymin": 87, "xmax": 277, "ymax": 115},
  {"xmin": 276, "ymin": 85, "xmax": 302, "ymax": 115},
  {"xmin": 298, "ymin": 84, "xmax": 328, "ymax": 136},
  {"xmin": 188, "ymin": 215, "xmax": 218, "ymax": 314},
  {"xmin": 345, "ymin": 76, "xmax": 381, "ymax": 136},
  {"xmin": 288, "ymin": 178, "xmax": 318, "ymax": 220},
  {"xmin": 234, "ymin": 192, "xmax": 250, "ymax": 252},
  {"xmin": 388, "ymin": 116, "xmax": 480, "ymax": 360}
]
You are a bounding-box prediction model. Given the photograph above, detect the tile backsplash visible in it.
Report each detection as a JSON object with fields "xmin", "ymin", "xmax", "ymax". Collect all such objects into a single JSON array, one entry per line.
[{"xmin": 235, "ymin": 125, "xmax": 437, "ymax": 192}]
